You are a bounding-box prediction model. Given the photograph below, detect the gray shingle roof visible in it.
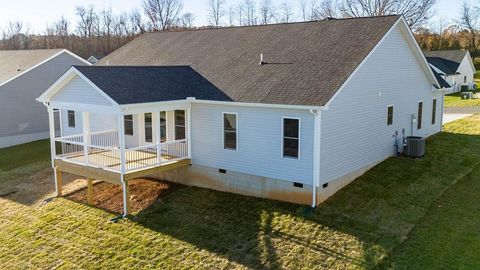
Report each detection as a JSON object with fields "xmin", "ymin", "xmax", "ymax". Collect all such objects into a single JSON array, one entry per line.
[
  {"xmin": 424, "ymin": 50, "xmax": 468, "ymax": 75},
  {"xmin": 0, "ymin": 49, "xmax": 63, "ymax": 84},
  {"xmin": 74, "ymin": 66, "xmax": 231, "ymax": 104},
  {"xmin": 98, "ymin": 15, "xmax": 401, "ymax": 106},
  {"xmin": 430, "ymin": 68, "xmax": 451, "ymax": 88}
]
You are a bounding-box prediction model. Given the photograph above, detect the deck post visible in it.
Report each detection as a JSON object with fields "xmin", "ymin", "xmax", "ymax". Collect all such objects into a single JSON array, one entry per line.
[
  {"xmin": 153, "ymin": 111, "xmax": 162, "ymax": 165},
  {"xmin": 55, "ymin": 168, "xmax": 63, "ymax": 197},
  {"xmin": 82, "ymin": 112, "xmax": 91, "ymax": 165},
  {"xmin": 187, "ymin": 107, "xmax": 192, "ymax": 159},
  {"xmin": 87, "ymin": 178, "xmax": 94, "ymax": 205},
  {"xmin": 117, "ymin": 114, "xmax": 129, "ymax": 216}
]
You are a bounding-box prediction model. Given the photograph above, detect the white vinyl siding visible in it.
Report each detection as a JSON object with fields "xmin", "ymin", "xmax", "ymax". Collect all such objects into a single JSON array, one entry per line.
[
  {"xmin": 319, "ymin": 24, "xmax": 443, "ymax": 184},
  {"xmin": 0, "ymin": 52, "xmax": 87, "ymax": 140},
  {"xmin": 50, "ymin": 75, "xmax": 112, "ymax": 106},
  {"xmin": 191, "ymin": 103, "xmax": 314, "ymax": 185}
]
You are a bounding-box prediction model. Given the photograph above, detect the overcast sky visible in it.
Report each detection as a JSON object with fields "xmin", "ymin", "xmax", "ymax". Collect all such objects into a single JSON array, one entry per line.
[{"xmin": 0, "ymin": 0, "xmax": 471, "ymax": 33}]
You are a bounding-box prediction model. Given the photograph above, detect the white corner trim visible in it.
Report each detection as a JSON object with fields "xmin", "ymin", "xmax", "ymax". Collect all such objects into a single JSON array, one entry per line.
[{"xmin": 0, "ymin": 49, "xmax": 90, "ymax": 88}]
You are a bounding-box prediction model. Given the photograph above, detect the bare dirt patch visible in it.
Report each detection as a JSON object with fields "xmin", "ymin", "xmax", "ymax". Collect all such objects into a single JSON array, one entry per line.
[{"xmin": 65, "ymin": 178, "xmax": 182, "ymax": 213}]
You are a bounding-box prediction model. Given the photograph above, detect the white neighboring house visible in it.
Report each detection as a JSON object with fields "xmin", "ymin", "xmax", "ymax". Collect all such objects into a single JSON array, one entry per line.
[
  {"xmin": 0, "ymin": 49, "xmax": 90, "ymax": 148},
  {"xmin": 424, "ymin": 50, "xmax": 476, "ymax": 93},
  {"xmin": 38, "ymin": 15, "xmax": 448, "ymax": 216}
]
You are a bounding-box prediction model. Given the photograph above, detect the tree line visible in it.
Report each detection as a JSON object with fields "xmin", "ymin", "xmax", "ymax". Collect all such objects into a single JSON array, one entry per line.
[{"xmin": 0, "ymin": 0, "xmax": 479, "ymax": 65}]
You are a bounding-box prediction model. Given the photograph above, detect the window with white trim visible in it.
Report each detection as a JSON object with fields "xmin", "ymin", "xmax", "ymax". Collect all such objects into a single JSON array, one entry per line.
[
  {"xmin": 432, "ymin": 99, "xmax": 437, "ymax": 125},
  {"xmin": 417, "ymin": 101, "xmax": 423, "ymax": 130},
  {"xmin": 67, "ymin": 110, "xmax": 75, "ymax": 127},
  {"xmin": 145, "ymin": 113, "xmax": 152, "ymax": 142},
  {"xmin": 283, "ymin": 118, "xmax": 299, "ymax": 159},
  {"xmin": 387, "ymin": 106, "xmax": 394, "ymax": 126},
  {"xmin": 124, "ymin": 115, "xmax": 133, "ymax": 136},
  {"xmin": 174, "ymin": 110, "xmax": 185, "ymax": 140},
  {"xmin": 223, "ymin": 113, "xmax": 237, "ymax": 150},
  {"xmin": 160, "ymin": 111, "xmax": 166, "ymax": 142}
]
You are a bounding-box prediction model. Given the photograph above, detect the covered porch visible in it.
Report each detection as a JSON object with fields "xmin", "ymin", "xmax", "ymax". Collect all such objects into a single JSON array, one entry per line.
[{"xmin": 48, "ymin": 103, "xmax": 192, "ymax": 216}]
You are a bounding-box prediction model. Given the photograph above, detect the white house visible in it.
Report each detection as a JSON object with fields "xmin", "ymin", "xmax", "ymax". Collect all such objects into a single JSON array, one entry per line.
[
  {"xmin": 424, "ymin": 50, "xmax": 476, "ymax": 93},
  {"xmin": 37, "ymin": 15, "xmax": 447, "ymax": 216},
  {"xmin": 0, "ymin": 49, "xmax": 90, "ymax": 148}
]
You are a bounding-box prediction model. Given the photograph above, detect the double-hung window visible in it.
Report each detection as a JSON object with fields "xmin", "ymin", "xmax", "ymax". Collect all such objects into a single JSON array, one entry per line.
[
  {"xmin": 160, "ymin": 111, "xmax": 167, "ymax": 142},
  {"xmin": 417, "ymin": 101, "xmax": 423, "ymax": 130},
  {"xmin": 174, "ymin": 110, "xmax": 186, "ymax": 140},
  {"xmin": 223, "ymin": 113, "xmax": 237, "ymax": 150},
  {"xmin": 387, "ymin": 106, "xmax": 394, "ymax": 126},
  {"xmin": 144, "ymin": 113, "xmax": 152, "ymax": 142},
  {"xmin": 67, "ymin": 110, "xmax": 75, "ymax": 128},
  {"xmin": 282, "ymin": 118, "xmax": 300, "ymax": 159},
  {"xmin": 124, "ymin": 115, "xmax": 133, "ymax": 136}
]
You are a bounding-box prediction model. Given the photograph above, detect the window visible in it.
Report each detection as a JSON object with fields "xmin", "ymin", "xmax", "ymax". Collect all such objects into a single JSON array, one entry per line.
[
  {"xmin": 124, "ymin": 115, "xmax": 133, "ymax": 136},
  {"xmin": 145, "ymin": 113, "xmax": 152, "ymax": 143},
  {"xmin": 464, "ymin": 76, "xmax": 467, "ymax": 83},
  {"xmin": 387, "ymin": 106, "xmax": 394, "ymax": 126},
  {"xmin": 432, "ymin": 99, "xmax": 437, "ymax": 125},
  {"xmin": 223, "ymin": 113, "xmax": 237, "ymax": 150},
  {"xmin": 174, "ymin": 110, "xmax": 185, "ymax": 140},
  {"xmin": 160, "ymin": 111, "xmax": 166, "ymax": 142},
  {"xmin": 417, "ymin": 102, "xmax": 423, "ymax": 130},
  {"xmin": 283, "ymin": 118, "xmax": 300, "ymax": 159},
  {"xmin": 67, "ymin": 110, "xmax": 75, "ymax": 127}
]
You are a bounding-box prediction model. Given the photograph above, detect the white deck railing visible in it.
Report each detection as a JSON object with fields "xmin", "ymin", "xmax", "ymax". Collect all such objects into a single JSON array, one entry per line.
[{"xmin": 54, "ymin": 130, "xmax": 189, "ymax": 173}]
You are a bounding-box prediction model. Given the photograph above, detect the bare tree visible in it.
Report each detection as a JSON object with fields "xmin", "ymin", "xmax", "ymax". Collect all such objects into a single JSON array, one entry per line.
[
  {"xmin": 317, "ymin": 0, "xmax": 339, "ymax": 19},
  {"xmin": 228, "ymin": 5, "xmax": 236, "ymax": 26},
  {"xmin": 340, "ymin": 0, "xmax": 437, "ymax": 28},
  {"xmin": 208, "ymin": 0, "xmax": 226, "ymax": 27},
  {"xmin": 143, "ymin": 0, "xmax": 183, "ymax": 31},
  {"xmin": 130, "ymin": 10, "xmax": 147, "ymax": 34},
  {"xmin": 259, "ymin": 0, "xmax": 277, "ymax": 24},
  {"xmin": 457, "ymin": 1, "xmax": 480, "ymax": 61},
  {"xmin": 279, "ymin": 1, "xmax": 294, "ymax": 23},
  {"xmin": 299, "ymin": 0, "xmax": 308, "ymax": 21},
  {"xmin": 179, "ymin": 12, "xmax": 195, "ymax": 28},
  {"xmin": 242, "ymin": 0, "xmax": 257, "ymax": 25}
]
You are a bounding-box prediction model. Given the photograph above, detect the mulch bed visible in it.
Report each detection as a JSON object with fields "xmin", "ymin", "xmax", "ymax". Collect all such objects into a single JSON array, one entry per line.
[{"xmin": 65, "ymin": 178, "xmax": 183, "ymax": 214}]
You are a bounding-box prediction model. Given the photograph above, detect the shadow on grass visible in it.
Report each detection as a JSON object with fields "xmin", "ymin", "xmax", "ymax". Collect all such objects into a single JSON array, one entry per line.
[{"xmin": 126, "ymin": 131, "xmax": 480, "ymax": 269}]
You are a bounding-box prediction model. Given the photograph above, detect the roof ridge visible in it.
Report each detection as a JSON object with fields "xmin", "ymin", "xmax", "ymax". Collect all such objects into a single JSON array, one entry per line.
[{"xmin": 143, "ymin": 14, "xmax": 401, "ymax": 35}]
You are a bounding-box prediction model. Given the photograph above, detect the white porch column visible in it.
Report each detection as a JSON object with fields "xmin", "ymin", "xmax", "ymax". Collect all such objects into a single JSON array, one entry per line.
[
  {"xmin": 311, "ymin": 109, "xmax": 322, "ymax": 207},
  {"xmin": 47, "ymin": 107, "xmax": 56, "ymax": 167},
  {"xmin": 187, "ymin": 107, "xmax": 192, "ymax": 159},
  {"xmin": 82, "ymin": 112, "xmax": 91, "ymax": 164},
  {"xmin": 153, "ymin": 111, "xmax": 162, "ymax": 165},
  {"xmin": 117, "ymin": 114, "xmax": 129, "ymax": 216}
]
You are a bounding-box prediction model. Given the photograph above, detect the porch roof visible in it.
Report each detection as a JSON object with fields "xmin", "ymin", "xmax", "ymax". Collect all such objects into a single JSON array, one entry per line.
[{"xmin": 74, "ymin": 65, "xmax": 232, "ymax": 105}]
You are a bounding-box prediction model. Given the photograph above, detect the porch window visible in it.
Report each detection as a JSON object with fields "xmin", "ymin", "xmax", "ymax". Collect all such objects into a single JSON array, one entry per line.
[
  {"xmin": 432, "ymin": 99, "xmax": 437, "ymax": 125},
  {"xmin": 417, "ymin": 102, "xmax": 423, "ymax": 130},
  {"xmin": 387, "ymin": 106, "xmax": 393, "ymax": 126},
  {"xmin": 67, "ymin": 110, "xmax": 75, "ymax": 127},
  {"xmin": 223, "ymin": 113, "xmax": 237, "ymax": 150},
  {"xmin": 124, "ymin": 115, "xmax": 133, "ymax": 136},
  {"xmin": 160, "ymin": 111, "xmax": 166, "ymax": 142},
  {"xmin": 174, "ymin": 110, "xmax": 185, "ymax": 140},
  {"xmin": 282, "ymin": 118, "xmax": 300, "ymax": 159},
  {"xmin": 145, "ymin": 113, "xmax": 152, "ymax": 143}
]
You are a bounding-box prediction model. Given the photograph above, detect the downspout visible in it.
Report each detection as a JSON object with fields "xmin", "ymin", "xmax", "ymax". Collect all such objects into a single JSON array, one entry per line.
[{"xmin": 309, "ymin": 109, "xmax": 322, "ymax": 208}]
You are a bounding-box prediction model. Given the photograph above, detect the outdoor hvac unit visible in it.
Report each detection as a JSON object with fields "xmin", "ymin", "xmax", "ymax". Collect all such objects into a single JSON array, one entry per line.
[{"xmin": 404, "ymin": 136, "xmax": 425, "ymax": 158}]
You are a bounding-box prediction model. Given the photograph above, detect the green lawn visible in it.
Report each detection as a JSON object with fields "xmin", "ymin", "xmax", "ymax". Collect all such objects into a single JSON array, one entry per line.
[
  {"xmin": 1, "ymin": 118, "xmax": 480, "ymax": 269},
  {"xmin": 444, "ymin": 91, "xmax": 480, "ymax": 107},
  {"xmin": 0, "ymin": 139, "xmax": 51, "ymax": 171}
]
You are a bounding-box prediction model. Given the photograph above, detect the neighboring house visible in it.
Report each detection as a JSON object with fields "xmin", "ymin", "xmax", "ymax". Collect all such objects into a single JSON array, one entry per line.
[
  {"xmin": 0, "ymin": 49, "xmax": 90, "ymax": 148},
  {"xmin": 38, "ymin": 15, "xmax": 448, "ymax": 216},
  {"xmin": 424, "ymin": 50, "xmax": 476, "ymax": 92},
  {"xmin": 87, "ymin": 55, "xmax": 103, "ymax": 65}
]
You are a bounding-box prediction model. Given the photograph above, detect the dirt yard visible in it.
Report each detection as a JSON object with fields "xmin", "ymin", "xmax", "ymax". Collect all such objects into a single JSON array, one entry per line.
[
  {"xmin": 0, "ymin": 167, "xmax": 182, "ymax": 213},
  {"xmin": 65, "ymin": 178, "xmax": 182, "ymax": 213}
]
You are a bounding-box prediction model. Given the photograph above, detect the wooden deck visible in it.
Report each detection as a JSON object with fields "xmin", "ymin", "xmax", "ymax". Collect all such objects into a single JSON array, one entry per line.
[{"xmin": 54, "ymin": 158, "xmax": 191, "ymax": 185}]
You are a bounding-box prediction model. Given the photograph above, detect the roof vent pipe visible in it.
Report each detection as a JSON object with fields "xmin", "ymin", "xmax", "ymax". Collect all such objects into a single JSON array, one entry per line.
[
  {"xmin": 16, "ymin": 64, "xmax": 20, "ymax": 71},
  {"xmin": 259, "ymin": 53, "xmax": 265, "ymax": 66}
]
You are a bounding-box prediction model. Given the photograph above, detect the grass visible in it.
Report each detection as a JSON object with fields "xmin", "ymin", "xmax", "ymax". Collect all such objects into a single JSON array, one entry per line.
[
  {"xmin": 0, "ymin": 139, "xmax": 51, "ymax": 171},
  {"xmin": 1, "ymin": 118, "xmax": 480, "ymax": 269},
  {"xmin": 444, "ymin": 91, "xmax": 480, "ymax": 107}
]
